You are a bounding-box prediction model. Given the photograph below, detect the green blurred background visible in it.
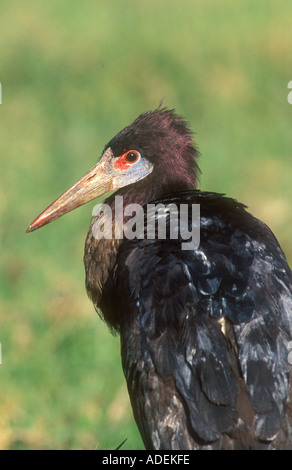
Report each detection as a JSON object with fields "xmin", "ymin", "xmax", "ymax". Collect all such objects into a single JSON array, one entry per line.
[{"xmin": 0, "ymin": 0, "xmax": 291, "ymax": 450}]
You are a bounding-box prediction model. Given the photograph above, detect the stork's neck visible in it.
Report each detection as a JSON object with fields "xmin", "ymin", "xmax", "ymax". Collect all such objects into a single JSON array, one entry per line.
[
  {"xmin": 105, "ymin": 175, "xmax": 197, "ymax": 213},
  {"xmin": 84, "ymin": 174, "xmax": 197, "ymax": 325}
]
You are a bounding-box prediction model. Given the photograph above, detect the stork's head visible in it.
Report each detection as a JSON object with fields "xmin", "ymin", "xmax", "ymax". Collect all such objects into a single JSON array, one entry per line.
[{"xmin": 26, "ymin": 108, "xmax": 199, "ymax": 232}]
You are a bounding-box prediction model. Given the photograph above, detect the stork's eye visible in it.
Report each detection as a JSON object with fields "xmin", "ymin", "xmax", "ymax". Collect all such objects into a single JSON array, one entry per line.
[
  {"xmin": 114, "ymin": 149, "xmax": 141, "ymax": 171},
  {"xmin": 124, "ymin": 150, "xmax": 140, "ymax": 163}
]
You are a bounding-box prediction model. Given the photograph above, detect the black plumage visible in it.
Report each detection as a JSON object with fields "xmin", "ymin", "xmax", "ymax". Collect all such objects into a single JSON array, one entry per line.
[{"xmin": 27, "ymin": 108, "xmax": 292, "ymax": 449}]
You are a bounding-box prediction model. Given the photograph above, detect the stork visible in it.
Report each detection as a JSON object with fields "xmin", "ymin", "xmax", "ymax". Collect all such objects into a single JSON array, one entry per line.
[{"xmin": 26, "ymin": 108, "xmax": 292, "ymax": 449}]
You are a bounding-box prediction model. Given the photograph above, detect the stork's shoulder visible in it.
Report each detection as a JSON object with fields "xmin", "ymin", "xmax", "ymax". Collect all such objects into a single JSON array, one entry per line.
[{"xmin": 115, "ymin": 190, "xmax": 292, "ymax": 327}]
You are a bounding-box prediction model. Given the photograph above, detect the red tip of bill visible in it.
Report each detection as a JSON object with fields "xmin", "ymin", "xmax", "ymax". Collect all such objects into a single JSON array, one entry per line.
[{"xmin": 25, "ymin": 225, "xmax": 36, "ymax": 233}]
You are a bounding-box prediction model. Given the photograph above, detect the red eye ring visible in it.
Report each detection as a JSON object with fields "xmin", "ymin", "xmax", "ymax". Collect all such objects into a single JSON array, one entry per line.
[{"xmin": 114, "ymin": 150, "xmax": 141, "ymax": 170}]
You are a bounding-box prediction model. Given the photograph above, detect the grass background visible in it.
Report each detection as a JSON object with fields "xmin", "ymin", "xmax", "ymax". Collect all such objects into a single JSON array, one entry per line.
[{"xmin": 0, "ymin": 0, "xmax": 291, "ymax": 450}]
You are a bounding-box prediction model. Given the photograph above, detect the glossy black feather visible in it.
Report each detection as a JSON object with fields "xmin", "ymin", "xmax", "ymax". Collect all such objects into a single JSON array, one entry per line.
[{"xmin": 85, "ymin": 191, "xmax": 292, "ymax": 449}]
